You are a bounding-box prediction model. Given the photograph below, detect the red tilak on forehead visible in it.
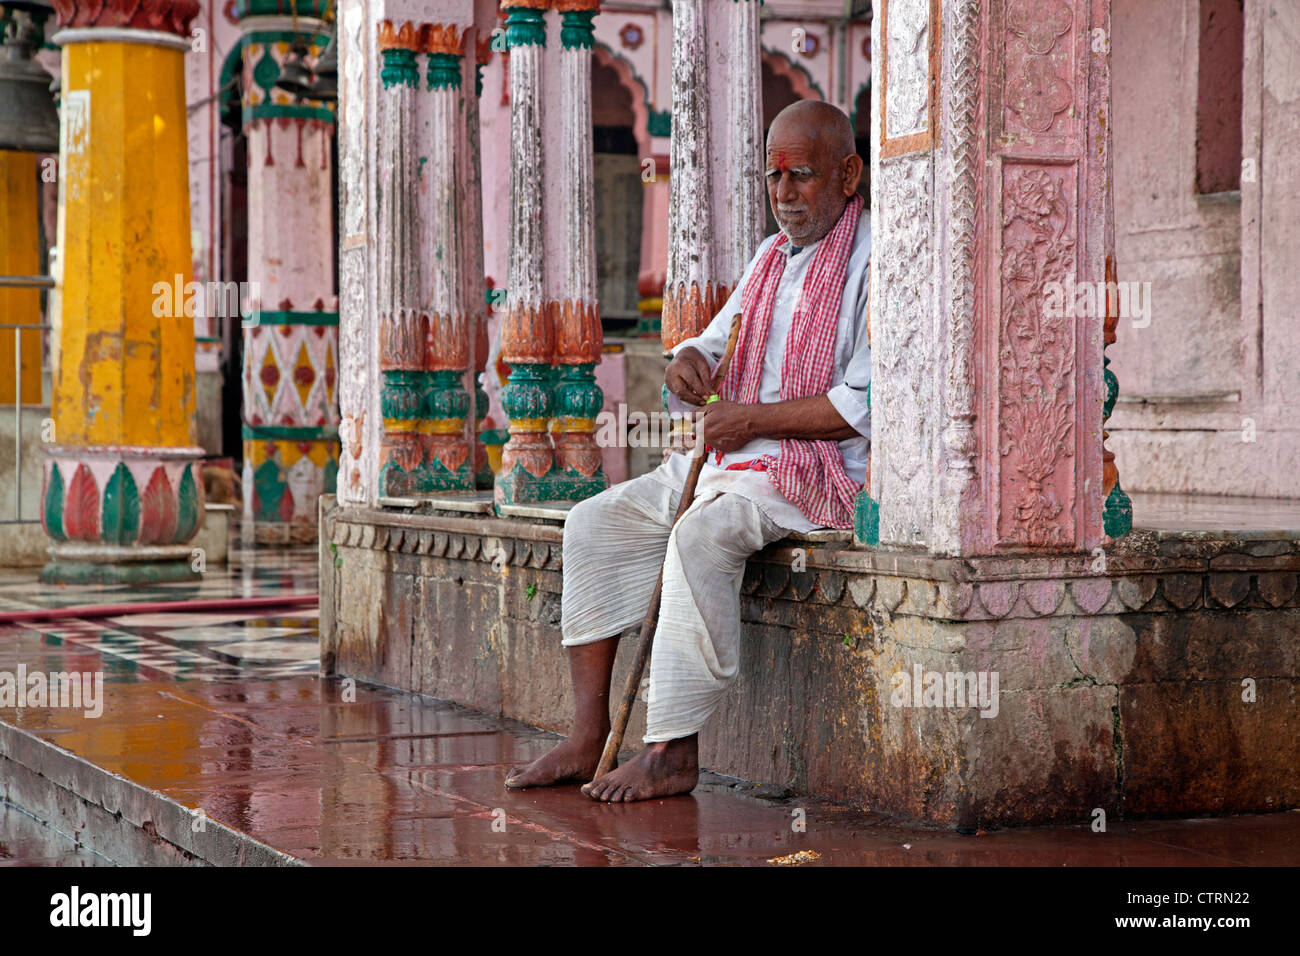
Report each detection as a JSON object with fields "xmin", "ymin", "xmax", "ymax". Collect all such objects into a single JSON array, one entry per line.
[{"xmin": 777, "ymin": 152, "xmax": 789, "ymax": 172}]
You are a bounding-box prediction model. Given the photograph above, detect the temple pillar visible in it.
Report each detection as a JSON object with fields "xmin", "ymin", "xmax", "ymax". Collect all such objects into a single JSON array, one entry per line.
[
  {"xmin": 418, "ymin": 23, "xmax": 474, "ymax": 492},
  {"xmin": 859, "ymin": 0, "xmax": 1116, "ymax": 556},
  {"xmin": 495, "ymin": 0, "xmax": 605, "ymax": 505},
  {"xmin": 496, "ymin": 0, "xmax": 553, "ymax": 504},
  {"xmin": 337, "ymin": 0, "xmax": 489, "ymax": 506},
  {"xmin": 466, "ymin": 36, "xmax": 493, "ymax": 489},
  {"xmin": 550, "ymin": 1, "xmax": 606, "ymax": 498},
  {"xmin": 661, "ymin": 0, "xmax": 764, "ymax": 350},
  {"xmin": 236, "ymin": 5, "xmax": 339, "ymax": 543},
  {"xmin": 42, "ymin": 0, "xmax": 205, "ymax": 583}
]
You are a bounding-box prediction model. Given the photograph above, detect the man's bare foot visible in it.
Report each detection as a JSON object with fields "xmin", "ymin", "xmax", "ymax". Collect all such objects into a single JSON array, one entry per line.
[
  {"xmin": 505, "ymin": 734, "xmax": 606, "ymax": 789},
  {"xmin": 580, "ymin": 736, "xmax": 698, "ymax": 803}
]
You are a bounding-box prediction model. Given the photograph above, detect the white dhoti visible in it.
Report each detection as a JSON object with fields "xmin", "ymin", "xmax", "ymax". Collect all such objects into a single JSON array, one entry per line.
[{"xmin": 560, "ymin": 459, "xmax": 796, "ymax": 742}]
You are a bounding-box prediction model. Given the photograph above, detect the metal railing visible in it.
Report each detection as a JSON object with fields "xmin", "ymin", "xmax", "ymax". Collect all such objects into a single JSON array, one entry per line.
[{"xmin": 1, "ymin": 272, "xmax": 55, "ymax": 526}]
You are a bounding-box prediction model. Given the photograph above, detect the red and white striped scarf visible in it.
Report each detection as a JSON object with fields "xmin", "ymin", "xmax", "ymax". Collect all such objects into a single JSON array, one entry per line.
[{"xmin": 719, "ymin": 193, "xmax": 864, "ymax": 529}]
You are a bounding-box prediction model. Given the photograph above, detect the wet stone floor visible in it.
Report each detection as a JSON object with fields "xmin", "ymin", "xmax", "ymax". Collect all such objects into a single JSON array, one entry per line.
[{"xmin": 2, "ymin": 544, "xmax": 1299, "ymax": 866}]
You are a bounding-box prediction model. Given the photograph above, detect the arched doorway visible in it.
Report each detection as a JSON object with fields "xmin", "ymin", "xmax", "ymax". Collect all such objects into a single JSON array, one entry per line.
[{"xmin": 591, "ymin": 54, "xmax": 643, "ymax": 332}]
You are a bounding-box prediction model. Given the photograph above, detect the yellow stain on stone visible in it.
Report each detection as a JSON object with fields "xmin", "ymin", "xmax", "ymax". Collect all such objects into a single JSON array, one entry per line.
[
  {"xmin": 54, "ymin": 40, "xmax": 197, "ymax": 449},
  {"xmin": 0, "ymin": 150, "xmax": 43, "ymax": 404}
]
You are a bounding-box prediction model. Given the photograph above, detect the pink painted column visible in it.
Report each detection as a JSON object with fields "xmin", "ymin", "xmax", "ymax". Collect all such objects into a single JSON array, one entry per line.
[
  {"xmin": 236, "ymin": 11, "xmax": 339, "ymax": 543},
  {"xmin": 861, "ymin": 0, "xmax": 1110, "ymax": 556}
]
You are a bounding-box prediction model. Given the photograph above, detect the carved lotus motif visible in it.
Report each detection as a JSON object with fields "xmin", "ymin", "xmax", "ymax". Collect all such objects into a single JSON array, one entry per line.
[
  {"xmin": 1006, "ymin": 0, "xmax": 1072, "ymax": 55},
  {"xmin": 1005, "ymin": 167, "xmax": 1063, "ymax": 218},
  {"xmin": 1006, "ymin": 57, "xmax": 1072, "ymax": 133}
]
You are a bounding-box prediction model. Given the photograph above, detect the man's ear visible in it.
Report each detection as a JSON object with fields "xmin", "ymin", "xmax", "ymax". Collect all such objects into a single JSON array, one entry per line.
[{"xmin": 841, "ymin": 153, "xmax": 865, "ymax": 196}]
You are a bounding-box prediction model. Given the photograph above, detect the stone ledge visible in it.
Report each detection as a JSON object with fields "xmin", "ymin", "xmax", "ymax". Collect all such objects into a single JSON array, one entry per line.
[
  {"xmin": 0, "ymin": 720, "xmax": 302, "ymax": 867},
  {"xmin": 326, "ymin": 505, "xmax": 1300, "ymax": 621},
  {"xmin": 320, "ymin": 499, "xmax": 1300, "ymax": 825}
]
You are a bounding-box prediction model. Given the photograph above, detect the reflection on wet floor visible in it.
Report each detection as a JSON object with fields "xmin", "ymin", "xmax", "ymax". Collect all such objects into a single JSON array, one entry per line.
[{"xmin": 2, "ymin": 545, "xmax": 1300, "ymax": 866}]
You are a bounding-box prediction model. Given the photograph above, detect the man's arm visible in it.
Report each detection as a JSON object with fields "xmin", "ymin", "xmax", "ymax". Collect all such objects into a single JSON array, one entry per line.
[{"xmin": 696, "ymin": 394, "xmax": 858, "ymax": 453}]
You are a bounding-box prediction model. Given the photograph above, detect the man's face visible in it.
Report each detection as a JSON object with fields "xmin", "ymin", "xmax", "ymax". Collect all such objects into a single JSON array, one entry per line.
[{"xmin": 765, "ymin": 124, "xmax": 852, "ymax": 247}]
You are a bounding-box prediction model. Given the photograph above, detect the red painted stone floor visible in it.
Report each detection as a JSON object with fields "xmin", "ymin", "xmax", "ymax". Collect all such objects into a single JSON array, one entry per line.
[{"xmin": 2, "ymin": 549, "xmax": 1300, "ymax": 866}]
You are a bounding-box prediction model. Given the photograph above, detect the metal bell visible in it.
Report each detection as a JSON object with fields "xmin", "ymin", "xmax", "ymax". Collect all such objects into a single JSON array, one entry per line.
[
  {"xmin": 308, "ymin": 33, "xmax": 337, "ymax": 102},
  {"xmin": 0, "ymin": 3, "xmax": 59, "ymax": 153},
  {"xmin": 274, "ymin": 45, "xmax": 316, "ymax": 99}
]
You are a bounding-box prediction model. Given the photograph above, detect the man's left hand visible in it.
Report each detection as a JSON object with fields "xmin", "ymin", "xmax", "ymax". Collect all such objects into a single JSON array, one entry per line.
[{"xmin": 695, "ymin": 400, "xmax": 754, "ymax": 454}]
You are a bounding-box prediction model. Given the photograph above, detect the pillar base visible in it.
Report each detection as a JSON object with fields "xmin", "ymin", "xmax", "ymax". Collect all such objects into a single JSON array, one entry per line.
[
  {"xmin": 1104, "ymin": 481, "xmax": 1134, "ymax": 538},
  {"xmin": 42, "ymin": 445, "xmax": 205, "ymax": 548},
  {"xmin": 41, "ymin": 543, "xmax": 201, "ymax": 585},
  {"xmin": 853, "ymin": 491, "xmax": 880, "ymax": 548},
  {"xmin": 493, "ymin": 463, "xmax": 608, "ymax": 507}
]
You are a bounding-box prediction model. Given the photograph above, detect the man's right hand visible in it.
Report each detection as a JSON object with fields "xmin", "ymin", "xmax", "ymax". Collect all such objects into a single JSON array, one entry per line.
[{"xmin": 665, "ymin": 347, "xmax": 714, "ymax": 407}]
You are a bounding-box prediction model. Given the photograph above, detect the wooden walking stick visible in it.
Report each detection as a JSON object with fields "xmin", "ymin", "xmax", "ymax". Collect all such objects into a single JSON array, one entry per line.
[{"xmin": 592, "ymin": 313, "xmax": 745, "ymax": 781}]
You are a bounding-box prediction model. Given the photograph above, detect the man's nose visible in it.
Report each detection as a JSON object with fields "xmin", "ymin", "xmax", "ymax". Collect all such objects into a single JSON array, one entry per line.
[{"xmin": 775, "ymin": 174, "xmax": 798, "ymax": 203}]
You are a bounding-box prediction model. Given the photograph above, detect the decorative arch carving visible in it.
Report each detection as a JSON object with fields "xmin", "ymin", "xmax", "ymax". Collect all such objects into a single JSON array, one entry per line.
[
  {"xmin": 591, "ymin": 42, "xmax": 652, "ymax": 160},
  {"xmin": 761, "ymin": 48, "xmax": 824, "ymax": 102}
]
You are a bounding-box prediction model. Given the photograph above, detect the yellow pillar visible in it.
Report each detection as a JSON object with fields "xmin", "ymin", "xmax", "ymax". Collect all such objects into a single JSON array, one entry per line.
[
  {"xmin": 0, "ymin": 150, "xmax": 42, "ymax": 405},
  {"xmin": 42, "ymin": 11, "xmax": 206, "ymax": 584}
]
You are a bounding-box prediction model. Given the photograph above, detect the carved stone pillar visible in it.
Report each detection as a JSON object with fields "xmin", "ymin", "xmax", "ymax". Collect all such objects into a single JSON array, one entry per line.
[
  {"xmin": 495, "ymin": 1, "xmax": 554, "ymax": 505},
  {"xmin": 43, "ymin": 0, "xmax": 205, "ymax": 583},
  {"xmin": 661, "ymin": 0, "xmax": 716, "ymax": 350},
  {"xmin": 550, "ymin": 1, "xmax": 607, "ymax": 498},
  {"xmin": 661, "ymin": 0, "xmax": 764, "ymax": 350},
  {"xmin": 419, "ymin": 24, "xmax": 474, "ymax": 492},
  {"xmin": 859, "ymin": 0, "xmax": 1111, "ymax": 556},
  {"xmin": 375, "ymin": 20, "xmax": 424, "ymax": 497},
  {"xmin": 236, "ymin": 5, "xmax": 338, "ymax": 543},
  {"xmin": 467, "ymin": 36, "xmax": 493, "ymax": 489}
]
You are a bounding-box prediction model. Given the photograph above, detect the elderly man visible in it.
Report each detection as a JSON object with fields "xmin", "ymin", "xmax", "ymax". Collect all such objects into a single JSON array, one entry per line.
[{"xmin": 505, "ymin": 100, "xmax": 871, "ymax": 802}]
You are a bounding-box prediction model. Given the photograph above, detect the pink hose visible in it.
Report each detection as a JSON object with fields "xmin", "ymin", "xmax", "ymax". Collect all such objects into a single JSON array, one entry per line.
[{"xmin": 0, "ymin": 594, "xmax": 318, "ymax": 625}]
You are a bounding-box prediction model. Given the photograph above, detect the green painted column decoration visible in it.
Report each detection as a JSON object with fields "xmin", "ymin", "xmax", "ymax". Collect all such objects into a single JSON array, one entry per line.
[
  {"xmin": 1102, "ymin": 260, "xmax": 1132, "ymax": 538},
  {"xmin": 550, "ymin": 3, "xmax": 608, "ymax": 498},
  {"xmin": 417, "ymin": 24, "xmax": 474, "ymax": 492},
  {"xmin": 496, "ymin": 1, "xmax": 558, "ymax": 504},
  {"xmin": 853, "ymin": 379, "xmax": 881, "ymax": 548},
  {"xmin": 376, "ymin": 20, "xmax": 424, "ymax": 495}
]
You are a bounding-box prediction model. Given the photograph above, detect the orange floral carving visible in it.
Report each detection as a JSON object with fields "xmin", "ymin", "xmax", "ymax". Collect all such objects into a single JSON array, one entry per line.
[
  {"xmin": 378, "ymin": 20, "xmax": 420, "ymax": 51},
  {"xmin": 661, "ymin": 281, "xmax": 731, "ymax": 350},
  {"xmin": 424, "ymin": 312, "xmax": 470, "ymax": 371},
  {"xmin": 421, "ymin": 23, "xmax": 466, "ymax": 56},
  {"xmin": 555, "ymin": 299, "xmax": 601, "ymax": 364},
  {"xmin": 501, "ymin": 302, "xmax": 555, "ymax": 365}
]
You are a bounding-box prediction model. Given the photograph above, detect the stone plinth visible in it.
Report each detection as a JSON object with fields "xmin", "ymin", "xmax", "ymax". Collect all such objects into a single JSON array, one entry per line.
[{"xmin": 321, "ymin": 501, "xmax": 1300, "ymax": 826}]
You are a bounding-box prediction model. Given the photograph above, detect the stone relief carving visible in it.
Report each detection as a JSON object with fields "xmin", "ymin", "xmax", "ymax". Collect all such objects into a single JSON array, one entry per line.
[
  {"xmin": 998, "ymin": 165, "xmax": 1077, "ymax": 547},
  {"xmin": 884, "ymin": 0, "xmax": 930, "ymax": 139},
  {"xmin": 937, "ymin": 0, "xmax": 981, "ymax": 552},
  {"xmin": 1003, "ymin": 0, "xmax": 1075, "ymax": 134},
  {"xmin": 875, "ymin": 153, "xmax": 933, "ymax": 545}
]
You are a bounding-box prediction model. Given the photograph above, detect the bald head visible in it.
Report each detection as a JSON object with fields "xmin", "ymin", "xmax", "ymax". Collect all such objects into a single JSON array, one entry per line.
[
  {"xmin": 767, "ymin": 100, "xmax": 857, "ymax": 161},
  {"xmin": 764, "ymin": 101, "xmax": 863, "ymax": 246}
]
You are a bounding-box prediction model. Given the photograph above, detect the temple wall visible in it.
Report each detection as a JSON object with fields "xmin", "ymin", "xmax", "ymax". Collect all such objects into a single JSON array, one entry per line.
[{"xmin": 1108, "ymin": 0, "xmax": 1300, "ymax": 499}]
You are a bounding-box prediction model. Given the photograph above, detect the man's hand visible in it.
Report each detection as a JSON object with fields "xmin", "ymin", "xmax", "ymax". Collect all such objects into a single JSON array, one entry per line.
[
  {"xmin": 695, "ymin": 399, "xmax": 754, "ymax": 454},
  {"xmin": 665, "ymin": 347, "xmax": 714, "ymax": 406}
]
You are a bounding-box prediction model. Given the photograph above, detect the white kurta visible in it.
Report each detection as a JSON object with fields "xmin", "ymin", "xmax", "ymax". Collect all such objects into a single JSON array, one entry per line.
[
  {"xmin": 560, "ymin": 210, "xmax": 873, "ymax": 742},
  {"xmin": 663, "ymin": 205, "xmax": 873, "ymax": 532}
]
